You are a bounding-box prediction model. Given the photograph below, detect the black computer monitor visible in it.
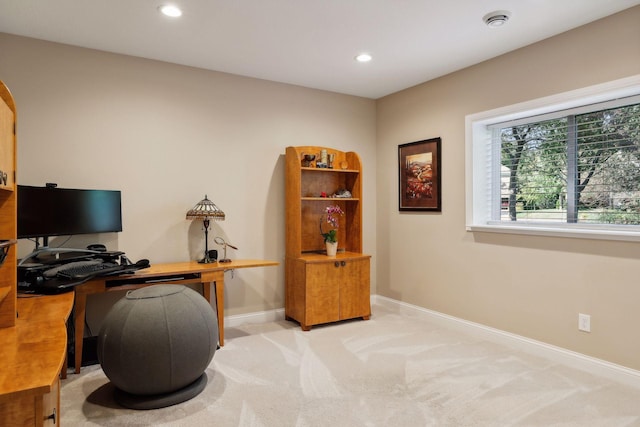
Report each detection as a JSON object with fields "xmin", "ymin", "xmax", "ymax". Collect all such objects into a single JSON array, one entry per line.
[{"xmin": 17, "ymin": 185, "xmax": 123, "ymax": 242}]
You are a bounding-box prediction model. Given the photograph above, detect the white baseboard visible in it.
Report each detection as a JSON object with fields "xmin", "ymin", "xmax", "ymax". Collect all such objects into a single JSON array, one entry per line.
[
  {"xmin": 372, "ymin": 295, "xmax": 640, "ymax": 390},
  {"xmin": 225, "ymin": 307, "xmax": 285, "ymax": 328}
]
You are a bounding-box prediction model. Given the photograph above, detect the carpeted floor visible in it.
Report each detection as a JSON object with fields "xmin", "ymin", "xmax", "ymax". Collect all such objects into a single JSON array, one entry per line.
[{"xmin": 61, "ymin": 303, "xmax": 640, "ymax": 426}]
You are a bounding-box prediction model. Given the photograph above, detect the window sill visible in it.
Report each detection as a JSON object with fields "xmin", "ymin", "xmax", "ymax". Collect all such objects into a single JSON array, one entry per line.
[{"xmin": 466, "ymin": 223, "xmax": 640, "ymax": 242}]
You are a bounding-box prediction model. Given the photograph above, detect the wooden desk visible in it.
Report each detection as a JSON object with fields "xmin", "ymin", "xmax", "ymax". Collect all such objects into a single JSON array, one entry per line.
[
  {"xmin": 73, "ymin": 259, "xmax": 278, "ymax": 374},
  {"xmin": 0, "ymin": 292, "xmax": 73, "ymax": 426}
]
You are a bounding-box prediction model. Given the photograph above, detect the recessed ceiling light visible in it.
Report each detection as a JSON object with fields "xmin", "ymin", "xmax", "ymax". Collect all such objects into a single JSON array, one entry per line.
[
  {"xmin": 159, "ymin": 5, "xmax": 183, "ymax": 18},
  {"xmin": 355, "ymin": 53, "xmax": 372, "ymax": 63},
  {"xmin": 483, "ymin": 11, "xmax": 510, "ymax": 27}
]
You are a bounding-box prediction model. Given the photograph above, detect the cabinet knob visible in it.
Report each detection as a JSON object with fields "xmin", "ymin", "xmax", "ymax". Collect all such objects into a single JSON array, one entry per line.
[
  {"xmin": 45, "ymin": 408, "xmax": 57, "ymax": 424},
  {"xmin": 341, "ymin": 261, "xmax": 346, "ymax": 267},
  {"xmin": 334, "ymin": 261, "xmax": 340, "ymax": 268}
]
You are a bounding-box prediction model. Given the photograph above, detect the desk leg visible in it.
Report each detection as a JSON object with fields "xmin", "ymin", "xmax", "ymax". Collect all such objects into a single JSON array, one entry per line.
[
  {"xmin": 215, "ymin": 276, "xmax": 224, "ymax": 346},
  {"xmin": 74, "ymin": 292, "xmax": 87, "ymax": 374},
  {"xmin": 202, "ymin": 271, "xmax": 225, "ymax": 347}
]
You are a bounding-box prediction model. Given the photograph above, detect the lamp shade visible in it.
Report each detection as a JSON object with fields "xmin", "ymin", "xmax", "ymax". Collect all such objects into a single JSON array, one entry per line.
[{"xmin": 186, "ymin": 195, "xmax": 225, "ymax": 221}]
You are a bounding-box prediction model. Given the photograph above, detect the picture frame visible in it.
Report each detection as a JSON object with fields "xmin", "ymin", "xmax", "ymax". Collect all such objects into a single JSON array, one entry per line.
[{"xmin": 398, "ymin": 137, "xmax": 442, "ymax": 212}]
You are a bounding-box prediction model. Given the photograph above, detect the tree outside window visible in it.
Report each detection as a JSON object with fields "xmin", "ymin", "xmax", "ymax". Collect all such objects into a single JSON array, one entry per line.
[{"xmin": 499, "ymin": 102, "xmax": 640, "ymax": 225}]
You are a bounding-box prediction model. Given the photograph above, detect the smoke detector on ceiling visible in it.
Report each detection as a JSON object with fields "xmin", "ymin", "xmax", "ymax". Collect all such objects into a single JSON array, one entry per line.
[{"xmin": 483, "ymin": 11, "xmax": 510, "ymax": 28}]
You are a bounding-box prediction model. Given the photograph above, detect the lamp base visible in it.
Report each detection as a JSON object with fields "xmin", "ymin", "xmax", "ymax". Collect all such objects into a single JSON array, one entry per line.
[
  {"xmin": 218, "ymin": 259, "xmax": 232, "ymax": 263},
  {"xmin": 198, "ymin": 249, "xmax": 217, "ymax": 264}
]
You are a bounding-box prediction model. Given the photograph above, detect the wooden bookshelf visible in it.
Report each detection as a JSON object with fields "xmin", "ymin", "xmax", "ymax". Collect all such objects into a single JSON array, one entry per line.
[{"xmin": 285, "ymin": 146, "xmax": 370, "ymax": 331}]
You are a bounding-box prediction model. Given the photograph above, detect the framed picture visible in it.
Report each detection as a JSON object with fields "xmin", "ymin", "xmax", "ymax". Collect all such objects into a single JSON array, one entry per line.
[{"xmin": 398, "ymin": 137, "xmax": 442, "ymax": 211}]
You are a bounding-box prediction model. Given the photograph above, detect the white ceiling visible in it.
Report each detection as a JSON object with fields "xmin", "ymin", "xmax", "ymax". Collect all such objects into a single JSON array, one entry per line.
[{"xmin": 1, "ymin": 0, "xmax": 639, "ymax": 99}]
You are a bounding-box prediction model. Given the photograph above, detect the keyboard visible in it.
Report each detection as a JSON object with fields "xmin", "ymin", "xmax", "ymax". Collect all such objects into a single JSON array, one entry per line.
[
  {"xmin": 43, "ymin": 259, "xmax": 102, "ymax": 278},
  {"xmin": 53, "ymin": 260, "xmax": 124, "ymax": 280}
]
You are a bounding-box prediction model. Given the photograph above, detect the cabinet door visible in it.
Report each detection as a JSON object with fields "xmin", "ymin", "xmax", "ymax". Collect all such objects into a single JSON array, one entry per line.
[
  {"xmin": 0, "ymin": 396, "xmax": 36, "ymax": 426},
  {"xmin": 305, "ymin": 257, "xmax": 370, "ymax": 326},
  {"xmin": 42, "ymin": 377, "xmax": 59, "ymax": 426},
  {"xmin": 339, "ymin": 258, "xmax": 370, "ymax": 320},
  {"xmin": 305, "ymin": 262, "xmax": 340, "ymax": 326},
  {"xmin": 0, "ymin": 380, "xmax": 57, "ymax": 427}
]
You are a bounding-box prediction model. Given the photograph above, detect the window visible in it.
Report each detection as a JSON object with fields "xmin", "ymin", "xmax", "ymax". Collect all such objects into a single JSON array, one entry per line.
[{"xmin": 466, "ymin": 75, "xmax": 640, "ymax": 241}]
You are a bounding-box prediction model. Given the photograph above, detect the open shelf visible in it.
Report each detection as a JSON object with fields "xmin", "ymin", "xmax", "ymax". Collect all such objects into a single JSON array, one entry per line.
[
  {"xmin": 301, "ymin": 197, "xmax": 360, "ymax": 201},
  {"xmin": 301, "ymin": 167, "xmax": 359, "ymax": 173}
]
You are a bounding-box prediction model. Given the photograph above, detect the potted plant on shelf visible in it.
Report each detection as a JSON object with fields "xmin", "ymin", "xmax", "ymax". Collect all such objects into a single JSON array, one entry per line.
[{"xmin": 320, "ymin": 205, "xmax": 344, "ymax": 257}]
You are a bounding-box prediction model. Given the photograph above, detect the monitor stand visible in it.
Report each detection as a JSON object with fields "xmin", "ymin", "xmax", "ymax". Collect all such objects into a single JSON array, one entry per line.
[{"xmin": 18, "ymin": 243, "xmax": 106, "ymax": 267}]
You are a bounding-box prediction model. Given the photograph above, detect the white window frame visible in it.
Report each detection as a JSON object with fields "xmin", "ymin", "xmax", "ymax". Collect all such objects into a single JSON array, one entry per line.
[{"xmin": 465, "ymin": 74, "xmax": 640, "ymax": 242}]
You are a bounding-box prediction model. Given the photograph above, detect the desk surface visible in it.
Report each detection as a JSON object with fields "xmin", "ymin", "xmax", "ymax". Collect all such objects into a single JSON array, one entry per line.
[
  {"xmin": 102, "ymin": 259, "xmax": 279, "ymax": 282},
  {"xmin": 0, "ymin": 292, "xmax": 73, "ymax": 402}
]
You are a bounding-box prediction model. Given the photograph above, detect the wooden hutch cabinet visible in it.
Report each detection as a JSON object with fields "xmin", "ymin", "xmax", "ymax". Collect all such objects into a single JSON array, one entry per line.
[
  {"xmin": 0, "ymin": 80, "xmax": 71, "ymax": 426},
  {"xmin": 285, "ymin": 146, "xmax": 370, "ymax": 331}
]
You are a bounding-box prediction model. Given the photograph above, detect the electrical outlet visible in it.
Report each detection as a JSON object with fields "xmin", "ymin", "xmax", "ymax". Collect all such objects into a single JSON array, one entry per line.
[{"xmin": 578, "ymin": 313, "xmax": 591, "ymax": 332}]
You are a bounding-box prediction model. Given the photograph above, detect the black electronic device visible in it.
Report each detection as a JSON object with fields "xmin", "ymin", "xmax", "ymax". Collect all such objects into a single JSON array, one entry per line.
[
  {"xmin": 18, "ymin": 257, "xmax": 151, "ymax": 294},
  {"xmin": 17, "ymin": 185, "xmax": 122, "ymax": 244},
  {"xmin": 55, "ymin": 261, "xmax": 123, "ymax": 280},
  {"xmin": 87, "ymin": 243, "xmax": 107, "ymax": 252}
]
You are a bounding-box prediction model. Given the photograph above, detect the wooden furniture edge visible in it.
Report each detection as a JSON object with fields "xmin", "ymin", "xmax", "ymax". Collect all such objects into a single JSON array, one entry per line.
[
  {"xmin": 297, "ymin": 252, "xmax": 371, "ymax": 263},
  {"xmin": 0, "ymin": 292, "xmax": 73, "ymax": 402}
]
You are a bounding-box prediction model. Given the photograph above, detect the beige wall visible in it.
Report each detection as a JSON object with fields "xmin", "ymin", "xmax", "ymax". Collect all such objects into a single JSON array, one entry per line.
[
  {"xmin": 0, "ymin": 33, "xmax": 377, "ymax": 325},
  {"xmin": 376, "ymin": 7, "xmax": 640, "ymax": 370}
]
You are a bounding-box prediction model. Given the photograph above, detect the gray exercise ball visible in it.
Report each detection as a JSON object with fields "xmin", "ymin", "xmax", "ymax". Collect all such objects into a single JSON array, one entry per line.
[{"xmin": 97, "ymin": 285, "xmax": 218, "ymax": 408}]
